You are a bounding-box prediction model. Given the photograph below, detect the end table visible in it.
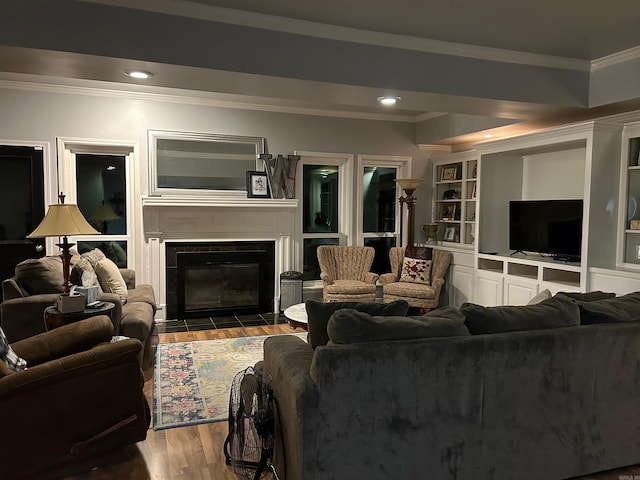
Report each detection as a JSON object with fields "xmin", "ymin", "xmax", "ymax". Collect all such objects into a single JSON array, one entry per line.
[{"xmin": 44, "ymin": 301, "xmax": 115, "ymax": 331}]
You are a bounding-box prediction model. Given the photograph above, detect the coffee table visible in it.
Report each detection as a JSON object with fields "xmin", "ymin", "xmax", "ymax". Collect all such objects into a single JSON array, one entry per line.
[{"xmin": 283, "ymin": 302, "xmax": 308, "ymax": 331}]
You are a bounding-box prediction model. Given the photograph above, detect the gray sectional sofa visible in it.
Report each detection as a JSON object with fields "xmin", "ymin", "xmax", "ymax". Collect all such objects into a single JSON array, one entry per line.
[{"xmin": 263, "ymin": 293, "xmax": 640, "ymax": 480}]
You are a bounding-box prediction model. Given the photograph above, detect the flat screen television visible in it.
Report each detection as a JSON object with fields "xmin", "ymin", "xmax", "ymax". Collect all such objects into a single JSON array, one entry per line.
[{"xmin": 509, "ymin": 199, "xmax": 583, "ymax": 261}]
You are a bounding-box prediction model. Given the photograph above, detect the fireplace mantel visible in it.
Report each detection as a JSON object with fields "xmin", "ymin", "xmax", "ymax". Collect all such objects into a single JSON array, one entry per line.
[{"xmin": 141, "ymin": 195, "xmax": 299, "ymax": 320}]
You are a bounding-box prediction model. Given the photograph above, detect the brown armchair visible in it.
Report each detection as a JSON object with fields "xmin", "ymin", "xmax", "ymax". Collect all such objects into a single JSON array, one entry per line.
[
  {"xmin": 0, "ymin": 315, "xmax": 150, "ymax": 480},
  {"xmin": 380, "ymin": 247, "xmax": 452, "ymax": 311},
  {"xmin": 317, "ymin": 245, "xmax": 379, "ymax": 301}
]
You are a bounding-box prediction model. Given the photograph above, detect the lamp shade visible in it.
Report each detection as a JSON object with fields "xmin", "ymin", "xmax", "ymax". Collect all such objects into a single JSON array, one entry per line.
[
  {"xmin": 27, "ymin": 203, "xmax": 100, "ymax": 238},
  {"xmin": 396, "ymin": 178, "xmax": 423, "ymax": 191}
]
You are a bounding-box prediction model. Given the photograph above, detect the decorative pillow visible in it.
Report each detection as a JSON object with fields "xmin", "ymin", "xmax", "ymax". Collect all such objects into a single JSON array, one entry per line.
[
  {"xmin": 0, "ymin": 327, "xmax": 26, "ymax": 372},
  {"xmin": 305, "ymin": 299, "xmax": 410, "ymax": 349},
  {"xmin": 399, "ymin": 257, "xmax": 432, "ymax": 285},
  {"xmin": 527, "ymin": 288, "xmax": 551, "ymax": 305},
  {"xmin": 94, "ymin": 257, "xmax": 128, "ymax": 303},
  {"xmin": 81, "ymin": 248, "xmax": 106, "ymax": 267},
  {"xmin": 328, "ymin": 306, "xmax": 470, "ymax": 344},
  {"xmin": 461, "ymin": 295, "xmax": 580, "ymax": 334},
  {"xmin": 70, "ymin": 257, "xmax": 100, "ymax": 288},
  {"xmin": 576, "ymin": 291, "xmax": 640, "ymax": 324}
]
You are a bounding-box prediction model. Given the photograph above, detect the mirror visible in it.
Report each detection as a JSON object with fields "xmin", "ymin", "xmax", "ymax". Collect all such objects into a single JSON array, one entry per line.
[{"xmin": 148, "ymin": 130, "xmax": 265, "ymax": 197}]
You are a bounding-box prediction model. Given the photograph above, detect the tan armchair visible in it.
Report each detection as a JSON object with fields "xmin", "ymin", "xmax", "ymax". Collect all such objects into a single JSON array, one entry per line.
[
  {"xmin": 0, "ymin": 315, "xmax": 150, "ymax": 480},
  {"xmin": 317, "ymin": 246, "xmax": 379, "ymax": 301},
  {"xmin": 380, "ymin": 247, "xmax": 452, "ymax": 310}
]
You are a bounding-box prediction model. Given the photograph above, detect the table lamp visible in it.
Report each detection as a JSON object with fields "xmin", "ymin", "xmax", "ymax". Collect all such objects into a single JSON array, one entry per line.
[
  {"xmin": 397, "ymin": 178, "xmax": 423, "ymax": 246},
  {"xmin": 27, "ymin": 192, "xmax": 99, "ymax": 294}
]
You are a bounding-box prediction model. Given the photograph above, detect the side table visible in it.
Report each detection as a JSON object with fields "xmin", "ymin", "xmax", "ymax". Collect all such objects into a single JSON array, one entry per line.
[
  {"xmin": 44, "ymin": 301, "xmax": 115, "ymax": 331},
  {"xmin": 283, "ymin": 302, "xmax": 308, "ymax": 331}
]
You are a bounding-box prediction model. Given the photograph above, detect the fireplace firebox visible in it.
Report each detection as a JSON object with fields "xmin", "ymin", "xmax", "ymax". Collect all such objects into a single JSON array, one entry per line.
[{"xmin": 167, "ymin": 241, "xmax": 275, "ymax": 319}]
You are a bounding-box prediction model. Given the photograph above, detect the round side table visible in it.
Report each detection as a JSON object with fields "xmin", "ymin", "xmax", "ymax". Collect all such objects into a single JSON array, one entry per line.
[
  {"xmin": 44, "ymin": 301, "xmax": 115, "ymax": 331},
  {"xmin": 283, "ymin": 303, "xmax": 308, "ymax": 331}
]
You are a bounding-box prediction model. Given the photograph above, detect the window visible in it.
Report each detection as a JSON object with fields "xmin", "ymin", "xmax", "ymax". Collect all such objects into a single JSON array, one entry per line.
[
  {"xmin": 297, "ymin": 152, "xmax": 352, "ymax": 282},
  {"xmin": 58, "ymin": 139, "xmax": 136, "ymax": 268},
  {"xmin": 357, "ymin": 155, "xmax": 411, "ymax": 274}
]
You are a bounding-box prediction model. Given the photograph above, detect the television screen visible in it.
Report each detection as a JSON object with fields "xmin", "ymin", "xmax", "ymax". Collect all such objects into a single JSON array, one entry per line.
[{"xmin": 509, "ymin": 199, "xmax": 583, "ymax": 261}]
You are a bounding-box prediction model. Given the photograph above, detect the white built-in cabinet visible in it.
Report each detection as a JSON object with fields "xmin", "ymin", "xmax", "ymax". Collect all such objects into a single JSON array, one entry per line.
[
  {"xmin": 431, "ymin": 151, "xmax": 477, "ymax": 248},
  {"xmin": 618, "ymin": 122, "xmax": 640, "ymax": 268}
]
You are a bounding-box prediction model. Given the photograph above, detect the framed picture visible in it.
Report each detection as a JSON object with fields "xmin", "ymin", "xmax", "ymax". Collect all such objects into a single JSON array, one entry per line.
[
  {"xmin": 246, "ymin": 171, "xmax": 271, "ymax": 198},
  {"xmin": 440, "ymin": 165, "xmax": 458, "ymax": 181},
  {"xmin": 439, "ymin": 203, "xmax": 457, "ymax": 220},
  {"xmin": 444, "ymin": 226, "xmax": 456, "ymax": 242},
  {"xmin": 471, "ymin": 181, "xmax": 477, "ymax": 199}
]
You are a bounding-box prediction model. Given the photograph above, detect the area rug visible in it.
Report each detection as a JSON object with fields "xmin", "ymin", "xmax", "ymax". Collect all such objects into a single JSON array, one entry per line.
[{"xmin": 153, "ymin": 332, "xmax": 306, "ymax": 430}]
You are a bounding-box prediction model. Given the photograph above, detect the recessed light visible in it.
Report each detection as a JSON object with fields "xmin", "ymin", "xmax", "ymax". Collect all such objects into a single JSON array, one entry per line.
[
  {"xmin": 106, "ymin": 165, "xmax": 116, "ymax": 171},
  {"xmin": 124, "ymin": 70, "xmax": 154, "ymax": 79},
  {"xmin": 483, "ymin": 134, "xmax": 495, "ymax": 138},
  {"xmin": 377, "ymin": 95, "xmax": 401, "ymax": 106}
]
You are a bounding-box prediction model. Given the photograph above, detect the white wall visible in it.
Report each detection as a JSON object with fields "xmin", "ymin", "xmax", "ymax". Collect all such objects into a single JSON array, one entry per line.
[{"xmin": 522, "ymin": 148, "xmax": 586, "ymax": 199}]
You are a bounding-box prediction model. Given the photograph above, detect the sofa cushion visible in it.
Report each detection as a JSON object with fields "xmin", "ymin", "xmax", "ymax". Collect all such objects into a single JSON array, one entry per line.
[
  {"xmin": 404, "ymin": 245, "xmax": 432, "ymax": 260},
  {"xmin": 14, "ymin": 255, "xmax": 77, "ymax": 294},
  {"xmin": 70, "ymin": 257, "xmax": 101, "ymax": 288},
  {"xmin": 555, "ymin": 291, "xmax": 617, "ymax": 302},
  {"xmin": 399, "ymin": 257, "xmax": 432, "ymax": 285},
  {"xmin": 327, "ymin": 306, "xmax": 470, "ymax": 344},
  {"xmin": 305, "ymin": 299, "xmax": 409, "ymax": 349},
  {"xmin": 94, "ymin": 258, "xmax": 128, "ymax": 303},
  {"xmin": 126, "ymin": 284, "xmax": 157, "ymax": 313},
  {"xmin": 527, "ymin": 288, "xmax": 551, "ymax": 305},
  {"xmin": 576, "ymin": 291, "xmax": 640, "ymax": 324},
  {"xmin": 461, "ymin": 295, "xmax": 580, "ymax": 334}
]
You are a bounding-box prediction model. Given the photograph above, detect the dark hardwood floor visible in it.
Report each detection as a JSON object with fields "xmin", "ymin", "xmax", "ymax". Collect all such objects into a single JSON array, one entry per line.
[{"xmin": 47, "ymin": 323, "xmax": 639, "ymax": 480}]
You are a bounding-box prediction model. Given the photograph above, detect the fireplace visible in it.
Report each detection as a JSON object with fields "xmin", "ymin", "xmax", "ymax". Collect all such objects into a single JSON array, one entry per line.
[{"xmin": 166, "ymin": 241, "xmax": 275, "ymax": 319}]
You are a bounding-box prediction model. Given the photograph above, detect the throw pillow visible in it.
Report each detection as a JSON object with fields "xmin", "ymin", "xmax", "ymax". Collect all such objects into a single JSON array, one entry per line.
[
  {"xmin": 399, "ymin": 257, "xmax": 432, "ymax": 285},
  {"xmin": 577, "ymin": 291, "xmax": 640, "ymax": 324},
  {"xmin": 70, "ymin": 257, "xmax": 101, "ymax": 288},
  {"xmin": 305, "ymin": 299, "xmax": 410, "ymax": 349},
  {"xmin": 0, "ymin": 327, "xmax": 26, "ymax": 372},
  {"xmin": 327, "ymin": 306, "xmax": 470, "ymax": 344},
  {"xmin": 94, "ymin": 257, "xmax": 128, "ymax": 303},
  {"xmin": 527, "ymin": 288, "xmax": 551, "ymax": 305},
  {"xmin": 81, "ymin": 248, "xmax": 106, "ymax": 267},
  {"xmin": 461, "ymin": 295, "xmax": 580, "ymax": 334}
]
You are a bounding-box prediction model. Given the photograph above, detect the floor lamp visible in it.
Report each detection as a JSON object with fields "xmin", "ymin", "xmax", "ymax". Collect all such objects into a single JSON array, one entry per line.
[
  {"xmin": 26, "ymin": 193, "xmax": 99, "ymax": 294},
  {"xmin": 397, "ymin": 178, "xmax": 423, "ymax": 247}
]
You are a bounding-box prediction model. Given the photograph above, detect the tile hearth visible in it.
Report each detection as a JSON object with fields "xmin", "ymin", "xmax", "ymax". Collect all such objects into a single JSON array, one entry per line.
[{"xmin": 155, "ymin": 312, "xmax": 286, "ymax": 333}]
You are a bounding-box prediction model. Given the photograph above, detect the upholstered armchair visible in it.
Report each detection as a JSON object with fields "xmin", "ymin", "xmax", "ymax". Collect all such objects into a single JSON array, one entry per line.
[
  {"xmin": 0, "ymin": 315, "xmax": 150, "ymax": 480},
  {"xmin": 317, "ymin": 246, "xmax": 379, "ymax": 301},
  {"xmin": 380, "ymin": 247, "xmax": 452, "ymax": 311}
]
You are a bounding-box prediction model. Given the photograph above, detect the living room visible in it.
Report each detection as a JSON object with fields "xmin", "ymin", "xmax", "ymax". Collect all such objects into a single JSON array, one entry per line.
[{"xmin": 2, "ymin": 1, "xmax": 640, "ymax": 479}]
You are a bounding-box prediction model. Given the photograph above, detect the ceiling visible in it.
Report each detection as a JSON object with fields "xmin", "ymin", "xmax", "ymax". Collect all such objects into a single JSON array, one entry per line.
[{"xmin": 2, "ymin": 0, "xmax": 640, "ymax": 147}]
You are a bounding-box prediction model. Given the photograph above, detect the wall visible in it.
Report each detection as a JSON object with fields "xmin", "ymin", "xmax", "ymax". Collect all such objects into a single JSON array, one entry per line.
[{"xmin": 0, "ymin": 83, "xmax": 429, "ymax": 283}]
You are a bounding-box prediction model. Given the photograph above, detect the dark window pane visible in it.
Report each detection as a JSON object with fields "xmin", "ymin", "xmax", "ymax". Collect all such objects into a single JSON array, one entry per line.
[
  {"xmin": 77, "ymin": 240, "xmax": 128, "ymax": 268},
  {"xmin": 363, "ymin": 167, "xmax": 397, "ymax": 233},
  {"xmin": 303, "ymin": 237, "xmax": 339, "ymax": 281},
  {"xmin": 364, "ymin": 237, "xmax": 396, "ymax": 275},
  {"xmin": 76, "ymin": 154, "xmax": 127, "ymax": 235},
  {"xmin": 303, "ymin": 165, "xmax": 338, "ymax": 234}
]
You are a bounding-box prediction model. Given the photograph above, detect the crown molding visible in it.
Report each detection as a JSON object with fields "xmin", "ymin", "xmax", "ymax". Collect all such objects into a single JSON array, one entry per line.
[{"xmin": 591, "ymin": 45, "xmax": 640, "ymax": 71}]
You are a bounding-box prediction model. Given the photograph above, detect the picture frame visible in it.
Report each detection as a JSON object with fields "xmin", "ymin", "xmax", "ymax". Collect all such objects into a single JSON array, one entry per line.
[
  {"xmin": 471, "ymin": 181, "xmax": 477, "ymax": 199},
  {"xmin": 440, "ymin": 165, "xmax": 458, "ymax": 181},
  {"xmin": 444, "ymin": 226, "xmax": 456, "ymax": 242},
  {"xmin": 246, "ymin": 171, "xmax": 271, "ymax": 198},
  {"xmin": 439, "ymin": 203, "xmax": 457, "ymax": 221}
]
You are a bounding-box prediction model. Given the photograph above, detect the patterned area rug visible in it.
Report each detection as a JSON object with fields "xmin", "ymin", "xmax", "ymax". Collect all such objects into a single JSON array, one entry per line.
[{"xmin": 153, "ymin": 333, "xmax": 306, "ymax": 430}]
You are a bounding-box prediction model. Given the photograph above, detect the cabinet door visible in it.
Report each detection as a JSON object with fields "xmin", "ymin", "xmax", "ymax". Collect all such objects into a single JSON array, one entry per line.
[
  {"xmin": 474, "ymin": 271, "xmax": 503, "ymax": 306},
  {"xmin": 504, "ymin": 277, "xmax": 538, "ymax": 305},
  {"xmin": 449, "ymin": 265, "xmax": 473, "ymax": 307}
]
